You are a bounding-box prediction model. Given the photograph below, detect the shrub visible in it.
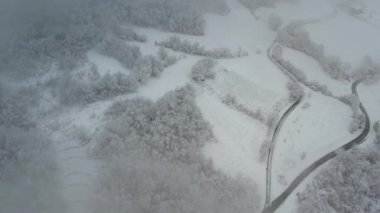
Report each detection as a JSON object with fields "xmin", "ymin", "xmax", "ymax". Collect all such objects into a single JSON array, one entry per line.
[
  {"xmin": 134, "ymin": 55, "xmax": 164, "ymax": 83},
  {"xmin": 191, "ymin": 58, "xmax": 217, "ymax": 82},
  {"xmin": 112, "ymin": 25, "xmax": 147, "ymax": 42},
  {"xmin": 287, "ymin": 81, "xmax": 304, "ymax": 102},
  {"xmin": 349, "ymin": 111, "xmax": 365, "ymax": 133},
  {"xmin": 98, "ymin": 37, "xmax": 141, "ymax": 69},
  {"xmin": 157, "ymin": 47, "xmax": 178, "ymax": 67},
  {"xmin": 374, "ymin": 121, "xmax": 380, "ymax": 143}
]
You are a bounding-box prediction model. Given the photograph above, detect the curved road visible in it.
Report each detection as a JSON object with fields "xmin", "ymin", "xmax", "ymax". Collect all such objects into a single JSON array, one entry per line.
[
  {"xmin": 264, "ymin": 95, "xmax": 303, "ymax": 207},
  {"xmin": 263, "ymin": 45, "xmax": 371, "ymax": 213},
  {"xmin": 264, "ymin": 41, "xmax": 304, "ymax": 207}
]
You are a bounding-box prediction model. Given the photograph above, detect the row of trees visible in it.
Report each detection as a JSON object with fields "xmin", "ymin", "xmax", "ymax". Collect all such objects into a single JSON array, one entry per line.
[
  {"xmin": 158, "ymin": 36, "xmax": 249, "ymax": 59},
  {"xmin": 222, "ymin": 94, "xmax": 266, "ymax": 124},
  {"xmin": 91, "ymin": 86, "xmax": 261, "ymax": 213}
]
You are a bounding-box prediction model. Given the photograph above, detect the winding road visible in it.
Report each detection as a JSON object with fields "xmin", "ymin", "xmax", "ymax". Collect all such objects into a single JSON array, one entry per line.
[
  {"xmin": 264, "ymin": 42, "xmax": 304, "ymax": 208},
  {"xmin": 262, "ymin": 42, "xmax": 371, "ymax": 213}
]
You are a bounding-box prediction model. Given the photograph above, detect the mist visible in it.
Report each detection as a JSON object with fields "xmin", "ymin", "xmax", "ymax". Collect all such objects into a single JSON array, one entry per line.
[{"xmin": 1, "ymin": 0, "xmax": 380, "ymax": 213}]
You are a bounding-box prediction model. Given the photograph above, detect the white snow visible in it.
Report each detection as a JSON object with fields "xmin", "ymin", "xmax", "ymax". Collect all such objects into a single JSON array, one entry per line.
[
  {"xmin": 281, "ymin": 46, "xmax": 351, "ymax": 96},
  {"xmin": 357, "ymin": 80, "xmax": 380, "ymax": 144},
  {"xmin": 305, "ymin": 9, "xmax": 380, "ymax": 68},
  {"xmin": 87, "ymin": 50, "xmax": 130, "ymax": 75},
  {"xmin": 41, "ymin": 101, "xmax": 109, "ymax": 213},
  {"xmin": 272, "ymin": 90, "xmax": 354, "ymax": 197},
  {"xmin": 197, "ymin": 89, "xmax": 267, "ymax": 205},
  {"xmin": 137, "ymin": 57, "xmax": 198, "ymax": 101},
  {"xmin": 16, "ymin": 0, "xmax": 380, "ymax": 212},
  {"xmin": 258, "ymin": 0, "xmax": 333, "ymax": 25}
]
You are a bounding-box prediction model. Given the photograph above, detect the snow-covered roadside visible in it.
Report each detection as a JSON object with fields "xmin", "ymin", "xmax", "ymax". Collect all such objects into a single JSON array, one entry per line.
[
  {"xmin": 357, "ymin": 81, "xmax": 380, "ymax": 145},
  {"xmin": 276, "ymin": 79, "xmax": 380, "ymax": 213},
  {"xmin": 271, "ymin": 89, "xmax": 354, "ymax": 198}
]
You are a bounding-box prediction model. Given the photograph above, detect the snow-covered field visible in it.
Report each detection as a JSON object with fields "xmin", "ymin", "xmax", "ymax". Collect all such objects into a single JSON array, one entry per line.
[
  {"xmin": 2, "ymin": 0, "xmax": 380, "ymax": 212},
  {"xmin": 271, "ymin": 90, "xmax": 354, "ymax": 196},
  {"xmin": 42, "ymin": 0, "xmax": 380, "ymax": 212},
  {"xmin": 305, "ymin": 7, "xmax": 380, "ymax": 68}
]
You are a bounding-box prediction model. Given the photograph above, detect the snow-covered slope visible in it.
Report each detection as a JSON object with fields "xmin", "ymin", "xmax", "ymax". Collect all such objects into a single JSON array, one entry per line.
[
  {"xmin": 272, "ymin": 90, "xmax": 354, "ymax": 197},
  {"xmin": 10, "ymin": 0, "xmax": 378, "ymax": 212},
  {"xmin": 305, "ymin": 9, "xmax": 380, "ymax": 67}
]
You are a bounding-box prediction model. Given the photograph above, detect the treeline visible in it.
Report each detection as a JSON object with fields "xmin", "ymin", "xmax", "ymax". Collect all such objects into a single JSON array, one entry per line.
[
  {"xmin": 271, "ymin": 45, "xmax": 334, "ymax": 97},
  {"xmin": 57, "ymin": 42, "xmax": 178, "ymax": 105},
  {"xmin": 277, "ymin": 23, "xmax": 352, "ymax": 81},
  {"xmin": 91, "ymin": 86, "xmax": 261, "ymax": 213},
  {"xmin": 0, "ymin": 0, "xmax": 228, "ymax": 77},
  {"xmin": 159, "ymin": 36, "xmax": 249, "ymax": 59},
  {"xmin": 298, "ymin": 137, "xmax": 380, "ymax": 213}
]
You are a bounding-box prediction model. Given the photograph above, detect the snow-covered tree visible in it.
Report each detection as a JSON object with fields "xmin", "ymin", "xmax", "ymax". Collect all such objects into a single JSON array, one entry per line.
[
  {"xmin": 352, "ymin": 55, "xmax": 380, "ymax": 79},
  {"xmin": 98, "ymin": 37, "xmax": 141, "ymax": 69},
  {"xmin": 191, "ymin": 58, "xmax": 217, "ymax": 82},
  {"xmin": 374, "ymin": 121, "xmax": 380, "ymax": 143},
  {"xmin": 91, "ymin": 86, "xmax": 261, "ymax": 213},
  {"xmin": 159, "ymin": 36, "xmax": 247, "ymax": 59},
  {"xmin": 298, "ymin": 146, "xmax": 380, "ymax": 213},
  {"xmin": 134, "ymin": 55, "xmax": 164, "ymax": 83},
  {"xmin": 278, "ymin": 23, "xmax": 351, "ymax": 81},
  {"xmin": 287, "ymin": 81, "xmax": 303, "ymax": 102}
]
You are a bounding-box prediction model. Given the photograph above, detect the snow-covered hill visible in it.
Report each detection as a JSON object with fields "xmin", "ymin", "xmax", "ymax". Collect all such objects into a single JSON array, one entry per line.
[{"xmin": 1, "ymin": 0, "xmax": 380, "ymax": 212}]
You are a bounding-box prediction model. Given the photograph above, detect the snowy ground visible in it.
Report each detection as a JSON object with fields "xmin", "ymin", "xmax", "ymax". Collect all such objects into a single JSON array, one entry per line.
[
  {"xmin": 357, "ymin": 81, "xmax": 380, "ymax": 145},
  {"xmin": 271, "ymin": 89, "xmax": 354, "ymax": 197},
  {"xmin": 258, "ymin": 0, "xmax": 333, "ymax": 25},
  {"xmin": 281, "ymin": 46, "xmax": 351, "ymax": 97},
  {"xmin": 41, "ymin": 101, "xmax": 109, "ymax": 213},
  {"xmin": 87, "ymin": 50, "xmax": 130, "ymax": 75},
  {"xmin": 305, "ymin": 8, "xmax": 380, "ymax": 68},
  {"xmin": 28, "ymin": 0, "xmax": 380, "ymax": 212}
]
